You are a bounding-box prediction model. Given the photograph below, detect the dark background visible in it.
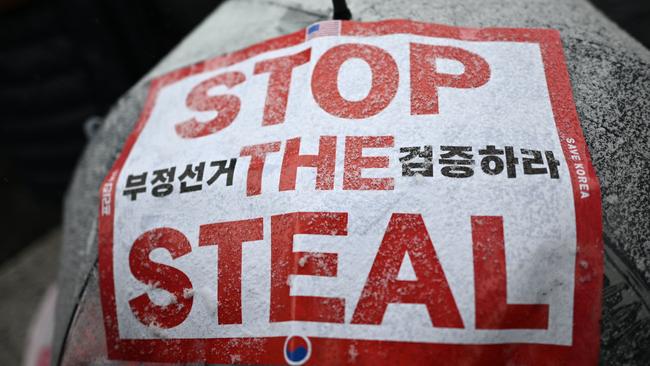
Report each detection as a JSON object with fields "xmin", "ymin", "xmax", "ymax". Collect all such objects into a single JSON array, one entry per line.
[
  {"xmin": 0, "ymin": 0, "xmax": 220, "ymax": 264},
  {"xmin": 0, "ymin": 0, "xmax": 648, "ymax": 265}
]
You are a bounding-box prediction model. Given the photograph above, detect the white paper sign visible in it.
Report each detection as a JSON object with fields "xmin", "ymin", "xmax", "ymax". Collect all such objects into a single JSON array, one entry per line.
[{"xmin": 99, "ymin": 20, "xmax": 602, "ymax": 365}]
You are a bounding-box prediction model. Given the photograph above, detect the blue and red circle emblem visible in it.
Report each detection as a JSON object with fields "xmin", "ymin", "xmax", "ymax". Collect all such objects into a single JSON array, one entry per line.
[{"xmin": 283, "ymin": 335, "xmax": 311, "ymax": 365}]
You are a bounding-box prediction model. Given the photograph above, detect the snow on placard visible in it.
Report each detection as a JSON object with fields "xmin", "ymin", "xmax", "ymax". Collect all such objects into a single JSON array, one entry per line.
[{"xmin": 98, "ymin": 20, "xmax": 602, "ymax": 365}]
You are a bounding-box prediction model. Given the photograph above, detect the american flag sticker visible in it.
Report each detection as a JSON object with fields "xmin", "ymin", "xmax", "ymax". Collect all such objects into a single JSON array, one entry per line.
[{"xmin": 305, "ymin": 20, "xmax": 341, "ymax": 40}]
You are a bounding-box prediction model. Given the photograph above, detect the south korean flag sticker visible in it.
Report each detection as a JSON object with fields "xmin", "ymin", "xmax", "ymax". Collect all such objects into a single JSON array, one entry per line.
[{"xmin": 284, "ymin": 335, "xmax": 311, "ymax": 365}]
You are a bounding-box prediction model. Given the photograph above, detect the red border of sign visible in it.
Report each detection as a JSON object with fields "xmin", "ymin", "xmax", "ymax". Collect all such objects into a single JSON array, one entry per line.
[{"xmin": 98, "ymin": 19, "xmax": 603, "ymax": 365}]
